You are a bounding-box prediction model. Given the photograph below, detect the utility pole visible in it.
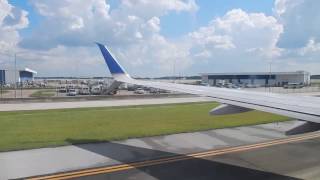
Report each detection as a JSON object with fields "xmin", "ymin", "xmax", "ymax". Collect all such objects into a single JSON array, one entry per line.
[{"xmin": 14, "ymin": 53, "xmax": 17, "ymax": 98}]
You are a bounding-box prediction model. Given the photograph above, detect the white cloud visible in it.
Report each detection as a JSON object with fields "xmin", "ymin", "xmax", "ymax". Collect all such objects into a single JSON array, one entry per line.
[
  {"xmin": 120, "ymin": 0, "xmax": 198, "ymax": 19},
  {"xmin": 16, "ymin": 0, "xmax": 198, "ymax": 76},
  {"xmin": 147, "ymin": 17, "xmax": 161, "ymax": 32},
  {"xmin": 188, "ymin": 9, "xmax": 283, "ymax": 61},
  {"xmin": 16, "ymin": 4, "xmax": 286, "ymax": 76},
  {"xmin": 18, "ymin": 46, "xmax": 106, "ymax": 77},
  {"xmin": 0, "ymin": 0, "xmax": 28, "ymax": 51},
  {"xmin": 189, "ymin": 26, "xmax": 235, "ymax": 50},
  {"xmin": 194, "ymin": 50, "xmax": 212, "ymax": 59},
  {"xmin": 1, "ymin": 0, "xmax": 319, "ymax": 76},
  {"xmin": 299, "ymin": 39, "xmax": 320, "ymax": 56},
  {"xmin": 275, "ymin": 0, "xmax": 320, "ymax": 49},
  {"xmin": 0, "ymin": 0, "xmax": 11, "ymax": 23},
  {"xmin": 20, "ymin": 0, "xmax": 198, "ymax": 50},
  {"xmin": 272, "ymin": 0, "xmax": 320, "ymax": 74},
  {"xmin": 20, "ymin": 0, "xmax": 112, "ymax": 49}
]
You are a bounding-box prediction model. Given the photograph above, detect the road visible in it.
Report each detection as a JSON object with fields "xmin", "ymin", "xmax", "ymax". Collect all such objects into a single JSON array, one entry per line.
[{"xmin": 0, "ymin": 97, "xmax": 213, "ymax": 111}]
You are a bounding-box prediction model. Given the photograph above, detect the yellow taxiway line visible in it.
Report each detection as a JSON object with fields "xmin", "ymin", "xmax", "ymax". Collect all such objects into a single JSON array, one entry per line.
[{"xmin": 28, "ymin": 132, "xmax": 320, "ymax": 180}]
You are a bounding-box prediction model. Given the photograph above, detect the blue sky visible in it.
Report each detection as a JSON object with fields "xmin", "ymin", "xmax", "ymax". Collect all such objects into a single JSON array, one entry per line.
[
  {"xmin": 161, "ymin": 0, "xmax": 274, "ymax": 37},
  {"xmin": 1, "ymin": 0, "xmax": 320, "ymax": 77},
  {"xmin": 8, "ymin": 0, "xmax": 39, "ymax": 36}
]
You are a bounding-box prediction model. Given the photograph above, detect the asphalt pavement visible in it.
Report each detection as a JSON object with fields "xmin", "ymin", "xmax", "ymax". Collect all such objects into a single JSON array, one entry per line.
[{"xmin": 76, "ymin": 136, "xmax": 320, "ymax": 180}]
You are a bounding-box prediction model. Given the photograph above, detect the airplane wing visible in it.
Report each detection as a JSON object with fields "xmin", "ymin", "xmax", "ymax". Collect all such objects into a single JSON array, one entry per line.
[{"xmin": 96, "ymin": 43, "xmax": 320, "ymax": 123}]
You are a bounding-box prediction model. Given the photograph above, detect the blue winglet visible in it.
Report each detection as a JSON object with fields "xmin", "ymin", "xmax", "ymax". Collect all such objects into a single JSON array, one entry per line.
[{"xmin": 96, "ymin": 42, "xmax": 126, "ymax": 75}]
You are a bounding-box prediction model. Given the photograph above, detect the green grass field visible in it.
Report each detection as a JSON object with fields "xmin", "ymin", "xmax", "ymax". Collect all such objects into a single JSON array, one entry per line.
[
  {"xmin": 0, "ymin": 102, "xmax": 289, "ymax": 152},
  {"xmin": 30, "ymin": 89, "xmax": 56, "ymax": 97}
]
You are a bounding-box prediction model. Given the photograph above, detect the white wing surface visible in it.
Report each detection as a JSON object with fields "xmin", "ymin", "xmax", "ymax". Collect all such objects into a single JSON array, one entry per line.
[{"xmin": 96, "ymin": 43, "xmax": 320, "ymax": 123}]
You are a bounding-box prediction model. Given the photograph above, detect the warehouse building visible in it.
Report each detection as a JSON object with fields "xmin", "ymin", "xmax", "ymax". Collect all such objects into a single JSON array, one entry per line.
[
  {"xmin": 0, "ymin": 68, "xmax": 37, "ymax": 85},
  {"xmin": 201, "ymin": 71, "xmax": 311, "ymax": 87}
]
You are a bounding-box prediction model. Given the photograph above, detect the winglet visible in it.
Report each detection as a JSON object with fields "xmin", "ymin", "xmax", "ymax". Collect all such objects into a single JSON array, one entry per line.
[{"xmin": 96, "ymin": 42, "xmax": 128, "ymax": 76}]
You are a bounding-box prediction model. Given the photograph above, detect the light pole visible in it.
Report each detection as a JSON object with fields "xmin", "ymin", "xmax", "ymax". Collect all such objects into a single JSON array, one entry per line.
[
  {"xmin": 14, "ymin": 53, "xmax": 17, "ymax": 98},
  {"xmin": 13, "ymin": 52, "xmax": 28, "ymax": 98}
]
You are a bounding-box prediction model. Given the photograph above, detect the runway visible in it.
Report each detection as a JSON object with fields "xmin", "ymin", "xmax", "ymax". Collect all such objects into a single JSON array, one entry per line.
[
  {"xmin": 28, "ymin": 131, "xmax": 320, "ymax": 180},
  {"xmin": 0, "ymin": 96, "xmax": 212, "ymax": 111}
]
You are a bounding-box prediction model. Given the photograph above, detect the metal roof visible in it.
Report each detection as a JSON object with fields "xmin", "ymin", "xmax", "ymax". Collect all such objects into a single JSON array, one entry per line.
[
  {"xmin": 0, "ymin": 68, "xmax": 37, "ymax": 74},
  {"xmin": 201, "ymin": 71, "xmax": 310, "ymax": 76},
  {"xmin": 23, "ymin": 68, "xmax": 37, "ymax": 74}
]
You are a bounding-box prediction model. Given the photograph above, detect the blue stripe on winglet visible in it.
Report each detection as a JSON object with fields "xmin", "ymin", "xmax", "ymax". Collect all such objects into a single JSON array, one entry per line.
[{"xmin": 96, "ymin": 43, "xmax": 125, "ymax": 74}]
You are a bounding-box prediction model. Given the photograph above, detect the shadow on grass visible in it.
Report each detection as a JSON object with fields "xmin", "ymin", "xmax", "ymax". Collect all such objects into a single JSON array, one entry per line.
[{"xmin": 66, "ymin": 138, "xmax": 299, "ymax": 180}]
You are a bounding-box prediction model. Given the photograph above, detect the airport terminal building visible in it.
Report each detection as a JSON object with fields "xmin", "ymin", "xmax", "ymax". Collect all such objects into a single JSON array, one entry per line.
[
  {"xmin": 201, "ymin": 71, "xmax": 311, "ymax": 87},
  {"xmin": 0, "ymin": 68, "xmax": 37, "ymax": 85}
]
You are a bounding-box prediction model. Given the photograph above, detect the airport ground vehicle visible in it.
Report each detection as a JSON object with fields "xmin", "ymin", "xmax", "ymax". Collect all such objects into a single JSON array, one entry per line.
[
  {"xmin": 283, "ymin": 83, "xmax": 304, "ymax": 89},
  {"xmin": 245, "ymin": 84, "xmax": 260, "ymax": 88},
  {"xmin": 67, "ymin": 89, "xmax": 77, "ymax": 96},
  {"xmin": 78, "ymin": 86, "xmax": 90, "ymax": 95},
  {"xmin": 58, "ymin": 86, "xmax": 67, "ymax": 93},
  {"xmin": 91, "ymin": 86, "xmax": 102, "ymax": 95},
  {"xmin": 134, "ymin": 88, "xmax": 146, "ymax": 94},
  {"xmin": 149, "ymin": 88, "xmax": 160, "ymax": 94},
  {"xmin": 66, "ymin": 85, "xmax": 76, "ymax": 92},
  {"xmin": 199, "ymin": 83, "xmax": 209, "ymax": 86}
]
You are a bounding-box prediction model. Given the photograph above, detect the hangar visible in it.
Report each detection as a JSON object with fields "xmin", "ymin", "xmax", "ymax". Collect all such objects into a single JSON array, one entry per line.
[
  {"xmin": 0, "ymin": 68, "xmax": 37, "ymax": 85},
  {"xmin": 201, "ymin": 71, "xmax": 311, "ymax": 87}
]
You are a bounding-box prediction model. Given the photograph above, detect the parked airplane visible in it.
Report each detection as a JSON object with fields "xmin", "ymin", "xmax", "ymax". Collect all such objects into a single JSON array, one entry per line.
[{"xmin": 96, "ymin": 43, "xmax": 320, "ymax": 134}]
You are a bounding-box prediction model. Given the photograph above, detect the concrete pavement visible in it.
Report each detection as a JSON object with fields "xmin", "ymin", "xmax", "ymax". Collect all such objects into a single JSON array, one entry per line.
[{"xmin": 0, "ymin": 97, "xmax": 213, "ymax": 112}]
